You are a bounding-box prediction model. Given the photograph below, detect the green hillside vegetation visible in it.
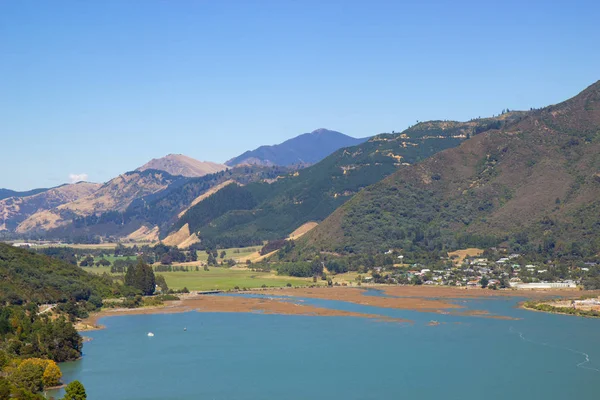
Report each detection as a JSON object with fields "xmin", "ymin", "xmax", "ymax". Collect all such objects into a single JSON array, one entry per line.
[
  {"xmin": 293, "ymin": 81, "xmax": 600, "ymax": 259},
  {"xmin": 0, "ymin": 243, "xmax": 118, "ymax": 305},
  {"xmin": 0, "ymin": 244, "xmax": 108, "ymax": 397},
  {"xmin": 174, "ymin": 116, "xmax": 525, "ymax": 248}
]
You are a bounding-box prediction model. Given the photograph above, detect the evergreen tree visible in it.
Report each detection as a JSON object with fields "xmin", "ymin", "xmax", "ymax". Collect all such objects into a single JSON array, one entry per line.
[
  {"xmin": 124, "ymin": 264, "xmax": 135, "ymax": 287},
  {"xmin": 62, "ymin": 380, "xmax": 86, "ymax": 400},
  {"xmin": 124, "ymin": 259, "xmax": 155, "ymax": 295},
  {"xmin": 155, "ymin": 275, "xmax": 169, "ymax": 293},
  {"xmin": 142, "ymin": 262, "xmax": 156, "ymax": 295}
]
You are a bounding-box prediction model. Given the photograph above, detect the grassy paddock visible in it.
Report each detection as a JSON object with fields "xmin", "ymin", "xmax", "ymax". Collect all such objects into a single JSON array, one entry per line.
[
  {"xmin": 83, "ymin": 265, "xmax": 313, "ymax": 291},
  {"xmin": 83, "ymin": 266, "xmax": 114, "ymax": 275},
  {"xmin": 158, "ymin": 268, "xmax": 312, "ymax": 291},
  {"xmin": 195, "ymin": 246, "xmax": 262, "ymax": 263},
  {"xmin": 328, "ymin": 271, "xmax": 362, "ymax": 285}
]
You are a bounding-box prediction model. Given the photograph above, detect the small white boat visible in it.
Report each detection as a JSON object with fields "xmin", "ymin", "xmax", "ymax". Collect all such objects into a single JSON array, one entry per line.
[{"xmin": 147, "ymin": 332, "xmax": 155, "ymax": 337}]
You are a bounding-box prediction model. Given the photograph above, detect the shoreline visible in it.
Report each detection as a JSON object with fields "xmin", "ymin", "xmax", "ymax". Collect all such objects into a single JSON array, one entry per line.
[
  {"xmin": 521, "ymin": 299, "xmax": 600, "ymax": 318},
  {"xmin": 79, "ymin": 285, "xmax": 596, "ymax": 331},
  {"xmin": 80, "ymin": 292, "xmax": 413, "ymax": 330}
]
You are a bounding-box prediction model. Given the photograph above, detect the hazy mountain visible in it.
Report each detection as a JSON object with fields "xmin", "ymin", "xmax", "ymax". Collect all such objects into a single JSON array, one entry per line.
[
  {"xmin": 172, "ymin": 115, "xmax": 525, "ymax": 248},
  {"xmin": 38, "ymin": 165, "xmax": 291, "ymax": 243},
  {"xmin": 296, "ymin": 81, "xmax": 600, "ymax": 256},
  {"xmin": 137, "ymin": 154, "xmax": 226, "ymax": 177},
  {"xmin": 0, "ymin": 182, "xmax": 101, "ymax": 232},
  {"xmin": 225, "ymin": 128, "xmax": 369, "ymax": 167},
  {"xmin": 15, "ymin": 170, "xmax": 182, "ymax": 234},
  {"xmin": 0, "ymin": 187, "xmax": 50, "ymax": 201}
]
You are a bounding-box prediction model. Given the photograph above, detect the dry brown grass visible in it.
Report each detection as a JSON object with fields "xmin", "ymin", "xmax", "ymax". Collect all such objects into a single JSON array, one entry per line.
[
  {"xmin": 288, "ymin": 221, "xmax": 318, "ymax": 240},
  {"xmin": 447, "ymin": 248, "xmax": 484, "ymax": 265},
  {"xmin": 125, "ymin": 225, "xmax": 159, "ymax": 242},
  {"xmin": 162, "ymin": 223, "xmax": 192, "ymax": 247}
]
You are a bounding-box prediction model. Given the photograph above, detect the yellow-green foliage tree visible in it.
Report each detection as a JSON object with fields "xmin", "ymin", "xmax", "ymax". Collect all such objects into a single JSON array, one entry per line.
[
  {"xmin": 42, "ymin": 360, "xmax": 62, "ymax": 387},
  {"xmin": 3, "ymin": 358, "xmax": 62, "ymax": 393}
]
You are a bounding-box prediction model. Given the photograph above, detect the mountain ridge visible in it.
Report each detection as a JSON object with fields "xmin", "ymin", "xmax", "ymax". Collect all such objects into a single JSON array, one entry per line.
[
  {"xmin": 15, "ymin": 170, "xmax": 184, "ymax": 234},
  {"xmin": 0, "ymin": 182, "xmax": 102, "ymax": 232},
  {"xmin": 136, "ymin": 154, "xmax": 226, "ymax": 177},
  {"xmin": 295, "ymin": 80, "xmax": 600, "ymax": 257},
  {"xmin": 225, "ymin": 128, "xmax": 369, "ymax": 167},
  {"xmin": 0, "ymin": 187, "xmax": 51, "ymax": 201}
]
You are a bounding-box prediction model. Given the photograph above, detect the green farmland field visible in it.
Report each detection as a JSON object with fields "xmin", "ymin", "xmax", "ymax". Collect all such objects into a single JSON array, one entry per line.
[{"xmin": 82, "ymin": 265, "xmax": 313, "ymax": 291}]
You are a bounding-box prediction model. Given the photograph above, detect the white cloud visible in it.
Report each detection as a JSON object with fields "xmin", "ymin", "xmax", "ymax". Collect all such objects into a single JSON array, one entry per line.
[{"xmin": 69, "ymin": 173, "xmax": 88, "ymax": 183}]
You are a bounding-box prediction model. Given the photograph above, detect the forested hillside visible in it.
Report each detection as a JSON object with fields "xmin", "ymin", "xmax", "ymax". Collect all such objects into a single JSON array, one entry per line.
[
  {"xmin": 174, "ymin": 115, "xmax": 525, "ymax": 248},
  {"xmin": 295, "ymin": 81, "xmax": 600, "ymax": 257},
  {"xmin": 0, "ymin": 243, "xmax": 116, "ymax": 397},
  {"xmin": 0, "ymin": 243, "xmax": 116, "ymax": 304}
]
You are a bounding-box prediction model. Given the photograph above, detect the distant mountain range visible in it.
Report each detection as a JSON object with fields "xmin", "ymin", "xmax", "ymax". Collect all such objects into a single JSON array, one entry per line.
[
  {"xmin": 0, "ymin": 128, "xmax": 369, "ymax": 240},
  {"xmin": 225, "ymin": 128, "xmax": 369, "ymax": 167},
  {"xmin": 0, "ymin": 182, "xmax": 101, "ymax": 232},
  {"xmin": 0, "ymin": 187, "xmax": 50, "ymax": 201},
  {"xmin": 294, "ymin": 81, "xmax": 600, "ymax": 257},
  {"xmin": 14, "ymin": 170, "xmax": 184, "ymax": 235},
  {"xmin": 136, "ymin": 154, "xmax": 226, "ymax": 177}
]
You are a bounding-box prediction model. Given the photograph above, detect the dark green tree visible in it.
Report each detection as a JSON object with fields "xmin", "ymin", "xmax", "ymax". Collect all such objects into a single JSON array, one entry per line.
[
  {"xmin": 124, "ymin": 259, "xmax": 155, "ymax": 296},
  {"xmin": 155, "ymin": 275, "xmax": 169, "ymax": 293},
  {"xmin": 11, "ymin": 362, "xmax": 44, "ymax": 394},
  {"xmin": 0, "ymin": 377, "xmax": 11, "ymax": 399},
  {"xmin": 207, "ymin": 254, "xmax": 217, "ymax": 266},
  {"xmin": 480, "ymin": 276, "xmax": 489, "ymax": 288},
  {"xmin": 124, "ymin": 264, "xmax": 136, "ymax": 287},
  {"xmin": 62, "ymin": 380, "xmax": 86, "ymax": 400}
]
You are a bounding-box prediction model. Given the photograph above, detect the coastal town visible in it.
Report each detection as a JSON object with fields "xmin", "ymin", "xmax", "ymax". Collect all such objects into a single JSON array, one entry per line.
[{"xmin": 368, "ymin": 248, "xmax": 592, "ymax": 290}]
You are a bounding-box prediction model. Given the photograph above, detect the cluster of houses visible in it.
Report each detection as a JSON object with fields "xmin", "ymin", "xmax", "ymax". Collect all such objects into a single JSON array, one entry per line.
[{"xmin": 376, "ymin": 250, "xmax": 588, "ymax": 289}]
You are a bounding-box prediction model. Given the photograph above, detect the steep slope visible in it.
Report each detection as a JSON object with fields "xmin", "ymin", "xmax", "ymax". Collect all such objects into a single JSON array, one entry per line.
[
  {"xmin": 0, "ymin": 182, "xmax": 101, "ymax": 231},
  {"xmin": 40, "ymin": 165, "xmax": 289, "ymax": 242},
  {"xmin": 173, "ymin": 115, "xmax": 523, "ymax": 247},
  {"xmin": 16, "ymin": 170, "xmax": 182, "ymax": 234},
  {"xmin": 297, "ymin": 81, "xmax": 600, "ymax": 256},
  {"xmin": 0, "ymin": 187, "xmax": 50, "ymax": 201},
  {"xmin": 137, "ymin": 154, "xmax": 226, "ymax": 177},
  {"xmin": 0, "ymin": 242, "xmax": 116, "ymax": 304},
  {"xmin": 226, "ymin": 128, "xmax": 369, "ymax": 167}
]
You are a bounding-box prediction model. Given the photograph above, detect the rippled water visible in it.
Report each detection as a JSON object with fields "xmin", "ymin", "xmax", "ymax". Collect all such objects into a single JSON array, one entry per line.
[{"xmin": 54, "ymin": 294, "xmax": 600, "ymax": 399}]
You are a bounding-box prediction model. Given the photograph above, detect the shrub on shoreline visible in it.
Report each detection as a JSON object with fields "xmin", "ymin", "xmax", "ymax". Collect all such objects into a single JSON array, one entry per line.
[{"xmin": 524, "ymin": 301, "xmax": 600, "ymax": 318}]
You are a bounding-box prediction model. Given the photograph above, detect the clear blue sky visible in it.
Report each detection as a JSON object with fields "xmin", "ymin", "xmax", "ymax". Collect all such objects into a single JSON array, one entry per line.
[{"xmin": 1, "ymin": 0, "xmax": 598, "ymax": 190}]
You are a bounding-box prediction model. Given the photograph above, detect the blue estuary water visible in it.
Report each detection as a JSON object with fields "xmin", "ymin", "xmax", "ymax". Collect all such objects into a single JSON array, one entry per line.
[{"xmin": 55, "ymin": 295, "xmax": 600, "ymax": 399}]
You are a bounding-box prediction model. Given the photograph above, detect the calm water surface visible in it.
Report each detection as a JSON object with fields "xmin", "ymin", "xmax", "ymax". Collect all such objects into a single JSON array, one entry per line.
[{"xmin": 55, "ymin": 294, "xmax": 600, "ymax": 399}]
